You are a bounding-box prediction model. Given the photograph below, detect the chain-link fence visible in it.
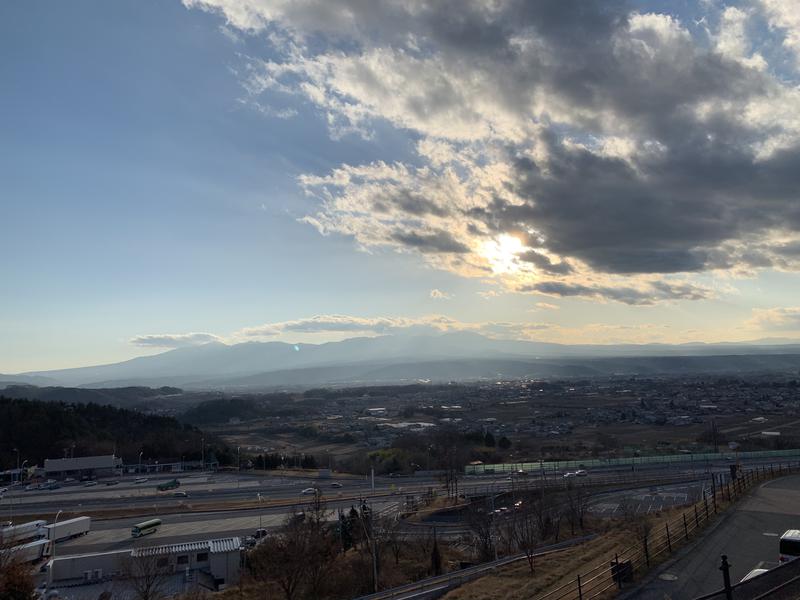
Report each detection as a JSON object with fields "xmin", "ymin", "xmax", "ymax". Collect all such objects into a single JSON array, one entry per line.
[{"xmin": 530, "ymin": 463, "xmax": 797, "ymax": 600}]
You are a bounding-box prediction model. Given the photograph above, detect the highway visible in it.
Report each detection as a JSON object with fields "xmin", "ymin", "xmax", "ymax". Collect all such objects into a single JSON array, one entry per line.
[
  {"xmin": 3, "ymin": 454, "xmax": 796, "ymax": 560},
  {"xmin": 634, "ymin": 473, "xmax": 800, "ymax": 599},
  {"xmin": 55, "ymin": 498, "xmax": 398, "ymax": 554}
]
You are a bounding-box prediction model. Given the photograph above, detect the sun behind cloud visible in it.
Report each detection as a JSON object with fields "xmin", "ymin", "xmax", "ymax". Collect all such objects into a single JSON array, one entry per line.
[{"xmin": 481, "ymin": 234, "xmax": 525, "ymax": 275}]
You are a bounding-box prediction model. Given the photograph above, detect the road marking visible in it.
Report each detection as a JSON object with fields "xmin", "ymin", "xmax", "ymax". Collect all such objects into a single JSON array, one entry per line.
[
  {"xmin": 659, "ymin": 573, "xmax": 678, "ymax": 581},
  {"xmin": 763, "ymin": 532, "xmax": 779, "ymax": 537}
]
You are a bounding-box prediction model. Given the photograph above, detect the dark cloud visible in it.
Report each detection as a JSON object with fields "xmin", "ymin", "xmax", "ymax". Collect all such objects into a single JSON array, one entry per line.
[
  {"xmin": 518, "ymin": 250, "xmax": 573, "ymax": 274},
  {"xmin": 522, "ymin": 280, "xmax": 710, "ymax": 305},
  {"xmin": 390, "ymin": 229, "xmax": 470, "ymax": 253},
  {"xmin": 502, "ymin": 133, "xmax": 800, "ymax": 274},
  {"xmin": 372, "ymin": 189, "xmax": 450, "ymax": 218}
]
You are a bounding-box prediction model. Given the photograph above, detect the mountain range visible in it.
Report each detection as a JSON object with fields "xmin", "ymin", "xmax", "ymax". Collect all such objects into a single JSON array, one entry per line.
[{"xmin": 3, "ymin": 332, "xmax": 800, "ymax": 390}]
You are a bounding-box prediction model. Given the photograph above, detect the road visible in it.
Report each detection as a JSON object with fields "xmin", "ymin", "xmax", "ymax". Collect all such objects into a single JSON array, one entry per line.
[
  {"xmin": 55, "ymin": 498, "xmax": 398, "ymax": 554},
  {"xmin": 633, "ymin": 473, "xmax": 800, "ymax": 599}
]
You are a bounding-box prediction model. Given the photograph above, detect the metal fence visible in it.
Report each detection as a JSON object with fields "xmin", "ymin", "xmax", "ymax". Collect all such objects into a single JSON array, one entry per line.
[
  {"xmin": 353, "ymin": 535, "xmax": 596, "ymax": 600},
  {"xmin": 466, "ymin": 449, "xmax": 800, "ymax": 475},
  {"xmin": 531, "ymin": 462, "xmax": 798, "ymax": 600}
]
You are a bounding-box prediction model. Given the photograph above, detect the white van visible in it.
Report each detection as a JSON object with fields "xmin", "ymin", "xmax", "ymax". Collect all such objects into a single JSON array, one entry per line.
[{"xmin": 779, "ymin": 530, "xmax": 800, "ymax": 562}]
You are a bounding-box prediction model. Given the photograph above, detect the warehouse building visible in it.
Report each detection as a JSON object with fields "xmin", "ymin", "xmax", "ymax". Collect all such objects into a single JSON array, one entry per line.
[{"xmin": 43, "ymin": 455, "xmax": 122, "ymax": 479}]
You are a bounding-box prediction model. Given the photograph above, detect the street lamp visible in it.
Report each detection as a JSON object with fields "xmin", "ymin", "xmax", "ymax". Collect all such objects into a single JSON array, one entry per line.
[
  {"xmin": 49, "ymin": 509, "xmax": 63, "ymax": 587},
  {"xmin": 19, "ymin": 460, "xmax": 28, "ymax": 485},
  {"xmin": 257, "ymin": 493, "xmax": 263, "ymax": 529},
  {"xmin": 12, "ymin": 448, "xmax": 19, "ymax": 483},
  {"xmin": 138, "ymin": 452, "xmax": 144, "ymax": 475}
]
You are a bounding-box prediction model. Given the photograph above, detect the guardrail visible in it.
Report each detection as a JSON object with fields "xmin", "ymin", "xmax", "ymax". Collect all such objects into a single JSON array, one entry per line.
[
  {"xmin": 531, "ymin": 462, "xmax": 798, "ymax": 600},
  {"xmin": 353, "ymin": 535, "xmax": 597, "ymax": 600}
]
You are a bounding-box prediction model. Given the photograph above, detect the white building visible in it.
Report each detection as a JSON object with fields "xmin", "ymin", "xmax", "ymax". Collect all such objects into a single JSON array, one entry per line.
[{"xmin": 44, "ymin": 537, "xmax": 242, "ymax": 599}]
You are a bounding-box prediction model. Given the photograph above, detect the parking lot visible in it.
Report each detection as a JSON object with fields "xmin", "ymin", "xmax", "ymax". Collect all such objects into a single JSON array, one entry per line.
[{"xmin": 589, "ymin": 483, "xmax": 708, "ymax": 517}]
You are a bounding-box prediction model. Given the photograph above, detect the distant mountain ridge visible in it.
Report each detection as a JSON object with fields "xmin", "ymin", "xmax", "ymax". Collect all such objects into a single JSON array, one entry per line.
[{"xmin": 6, "ymin": 332, "xmax": 800, "ymax": 390}]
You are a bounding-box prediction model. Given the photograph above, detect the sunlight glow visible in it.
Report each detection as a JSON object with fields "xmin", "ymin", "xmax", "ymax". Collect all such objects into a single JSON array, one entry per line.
[{"xmin": 482, "ymin": 234, "xmax": 524, "ymax": 274}]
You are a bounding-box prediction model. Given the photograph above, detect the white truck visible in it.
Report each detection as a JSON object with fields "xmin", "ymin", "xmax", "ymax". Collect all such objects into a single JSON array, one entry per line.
[
  {"xmin": 0, "ymin": 520, "xmax": 47, "ymax": 544},
  {"xmin": 43, "ymin": 516, "xmax": 91, "ymax": 542},
  {"xmin": 6, "ymin": 539, "xmax": 50, "ymax": 563}
]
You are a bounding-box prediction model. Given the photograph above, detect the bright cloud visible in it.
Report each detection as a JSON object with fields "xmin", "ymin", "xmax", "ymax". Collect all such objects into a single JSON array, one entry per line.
[
  {"xmin": 747, "ymin": 307, "xmax": 800, "ymax": 331},
  {"xmin": 429, "ymin": 289, "xmax": 452, "ymax": 300},
  {"xmin": 130, "ymin": 332, "xmax": 224, "ymax": 348}
]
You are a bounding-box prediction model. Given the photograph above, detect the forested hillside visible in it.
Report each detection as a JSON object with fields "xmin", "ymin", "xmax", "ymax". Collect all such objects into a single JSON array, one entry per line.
[{"xmin": 0, "ymin": 396, "xmax": 231, "ymax": 470}]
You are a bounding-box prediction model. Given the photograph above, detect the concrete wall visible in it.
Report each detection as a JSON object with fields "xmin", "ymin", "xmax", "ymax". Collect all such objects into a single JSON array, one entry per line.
[
  {"xmin": 51, "ymin": 550, "xmax": 131, "ymax": 582},
  {"xmin": 209, "ymin": 551, "xmax": 241, "ymax": 586}
]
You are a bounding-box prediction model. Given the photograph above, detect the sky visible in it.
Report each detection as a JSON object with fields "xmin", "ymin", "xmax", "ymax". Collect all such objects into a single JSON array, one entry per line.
[{"xmin": 3, "ymin": 0, "xmax": 800, "ymax": 372}]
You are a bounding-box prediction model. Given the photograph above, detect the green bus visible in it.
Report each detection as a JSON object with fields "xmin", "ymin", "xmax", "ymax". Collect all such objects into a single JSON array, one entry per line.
[
  {"xmin": 131, "ymin": 518, "xmax": 161, "ymax": 538},
  {"xmin": 156, "ymin": 479, "xmax": 180, "ymax": 492}
]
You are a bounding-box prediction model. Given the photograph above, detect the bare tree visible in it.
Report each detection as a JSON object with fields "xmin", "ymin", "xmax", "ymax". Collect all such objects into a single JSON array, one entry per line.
[
  {"xmin": 0, "ymin": 539, "xmax": 35, "ymax": 600},
  {"xmin": 376, "ymin": 513, "xmax": 404, "ymax": 566},
  {"xmin": 466, "ymin": 503, "xmax": 496, "ymax": 563},
  {"xmin": 512, "ymin": 505, "xmax": 541, "ymax": 574},
  {"xmin": 249, "ymin": 516, "xmax": 310, "ymax": 600},
  {"xmin": 303, "ymin": 497, "xmax": 337, "ymax": 599},
  {"xmin": 119, "ymin": 551, "xmax": 170, "ymax": 600}
]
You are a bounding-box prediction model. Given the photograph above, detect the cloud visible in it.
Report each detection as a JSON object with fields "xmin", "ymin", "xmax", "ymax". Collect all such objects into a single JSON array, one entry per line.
[
  {"xmin": 759, "ymin": 0, "xmax": 800, "ymax": 67},
  {"xmin": 748, "ymin": 307, "xmax": 800, "ymax": 331},
  {"xmin": 185, "ymin": 0, "xmax": 800, "ymax": 304},
  {"xmin": 535, "ymin": 302, "xmax": 560, "ymax": 310},
  {"xmin": 429, "ymin": 289, "xmax": 452, "ymax": 300},
  {"xmin": 520, "ymin": 280, "xmax": 712, "ymax": 306},
  {"xmin": 236, "ymin": 314, "xmax": 463, "ymax": 338},
  {"xmin": 136, "ymin": 313, "xmax": 708, "ymax": 347},
  {"xmin": 130, "ymin": 332, "xmax": 223, "ymax": 348},
  {"xmin": 390, "ymin": 229, "xmax": 470, "ymax": 254}
]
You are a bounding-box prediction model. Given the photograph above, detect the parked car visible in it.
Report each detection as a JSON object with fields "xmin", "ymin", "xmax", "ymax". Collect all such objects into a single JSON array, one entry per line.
[
  {"xmin": 254, "ymin": 528, "xmax": 268, "ymax": 539},
  {"xmin": 243, "ymin": 536, "xmax": 257, "ymax": 548}
]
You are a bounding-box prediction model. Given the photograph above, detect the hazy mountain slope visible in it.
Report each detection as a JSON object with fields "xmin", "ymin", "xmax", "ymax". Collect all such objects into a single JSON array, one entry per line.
[
  {"xmin": 14, "ymin": 332, "xmax": 800, "ymax": 388},
  {"xmin": 185, "ymin": 353, "xmax": 800, "ymax": 390}
]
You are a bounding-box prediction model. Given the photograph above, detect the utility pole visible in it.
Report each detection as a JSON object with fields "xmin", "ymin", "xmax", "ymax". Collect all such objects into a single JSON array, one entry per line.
[
  {"xmin": 13, "ymin": 448, "xmax": 19, "ymax": 483},
  {"xmin": 712, "ymin": 419, "xmax": 719, "ymax": 453},
  {"xmin": 138, "ymin": 451, "xmax": 143, "ymax": 475},
  {"xmin": 49, "ymin": 510, "xmax": 63, "ymax": 588}
]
